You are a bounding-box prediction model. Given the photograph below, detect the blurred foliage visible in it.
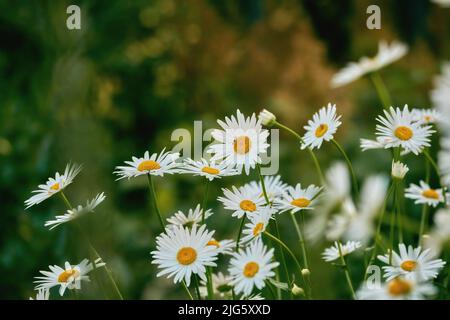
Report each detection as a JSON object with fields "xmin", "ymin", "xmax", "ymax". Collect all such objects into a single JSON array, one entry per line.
[{"xmin": 0, "ymin": 0, "xmax": 449, "ymax": 299}]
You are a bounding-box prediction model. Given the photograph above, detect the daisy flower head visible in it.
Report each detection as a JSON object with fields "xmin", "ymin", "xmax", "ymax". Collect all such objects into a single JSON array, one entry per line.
[
  {"xmin": 206, "ymin": 238, "xmax": 236, "ymax": 255},
  {"xmin": 412, "ymin": 108, "xmax": 442, "ymax": 125},
  {"xmin": 113, "ymin": 149, "xmax": 181, "ymax": 180},
  {"xmin": 44, "ymin": 192, "xmax": 106, "ymax": 230},
  {"xmin": 200, "ymin": 272, "xmax": 233, "ymax": 298},
  {"xmin": 218, "ymin": 185, "xmax": 266, "ymax": 218},
  {"xmin": 405, "ymin": 181, "xmax": 446, "ymax": 207},
  {"xmin": 277, "ymin": 183, "xmax": 322, "ymax": 214},
  {"xmin": 34, "ymin": 258, "xmax": 105, "ymax": 296},
  {"xmin": 322, "ymin": 241, "xmax": 362, "ymax": 262},
  {"xmin": 29, "ymin": 288, "xmax": 50, "ymax": 300},
  {"xmin": 240, "ymin": 207, "xmax": 275, "ymax": 245},
  {"xmin": 245, "ymin": 175, "xmax": 288, "ymax": 204},
  {"xmin": 166, "ymin": 204, "xmax": 213, "ymax": 229},
  {"xmin": 331, "ymin": 40, "xmax": 408, "ymax": 88},
  {"xmin": 375, "ymin": 105, "xmax": 434, "ymax": 155},
  {"xmin": 25, "ymin": 163, "xmax": 82, "ymax": 209},
  {"xmin": 301, "ymin": 103, "xmax": 342, "ymax": 150},
  {"xmin": 151, "ymin": 224, "xmax": 218, "ymax": 286},
  {"xmin": 207, "ymin": 109, "xmax": 270, "ymax": 175},
  {"xmin": 378, "ymin": 244, "xmax": 446, "ymax": 282},
  {"xmin": 391, "ymin": 160, "xmax": 409, "ymax": 180},
  {"xmin": 179, "ymin": 158, "xmax": 239, "ymax": 181},
  {"xmin": 228, "ymin": 239, "xmax": 279, "ymax": 296},
  {"xmin": 357, "ymin": 277, "xmax": 437, "ymax": 300}
]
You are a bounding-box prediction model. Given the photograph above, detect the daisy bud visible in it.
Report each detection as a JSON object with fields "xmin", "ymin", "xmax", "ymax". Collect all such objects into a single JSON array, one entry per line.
[
  {"xmin": 291, "ymin": 284, "xmax": 305, "ymax": 296},
  {"xmin": 391, "ymin": 160, "xmax": 409, "ymax": 180},
  {"xmin": 258, "ymin": 109, "xmax": 276, "ymax": 127},
  {"xmin": 301, "ymin": 268, "xmax": 311, "ymax": 277}
]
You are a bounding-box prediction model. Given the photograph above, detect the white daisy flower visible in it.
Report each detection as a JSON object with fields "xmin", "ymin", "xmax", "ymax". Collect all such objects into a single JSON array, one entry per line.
[
  {"xmin": 412, "ymin": 108, "xmax": 442, "ymax": 125},
  {"xmin": 29, "ymin": 288, "xmax": 50, "ymax": 300},
  {"xmin": 258, "ymin": 109, "xmax": 276, "ymax": 127},
  {"xmin": 242, "ymin": 293, "xmax": 265, "ymax": 300},
  {"xmin": 179, "ymin": 158, "xmax": 239, "ymax": 181},
  {"xmin": 207, "ymin": 109, "xmax": 270, "ymax": 175},
  {"xmin": 431, "ymin": 0, "xmax": 450, "ymax": 8},
  {"xmin": 240, "ymin": 208, "xmax": 275, "ymax": 244},
  {"xmin": 245, "ymin": 175, "xmax": 288, "ymax": 204},
  {"xmin": 301, "ymin": 103, "xmax": 342, "ymax": 150},
  {"xmin": 331, "ymin": 40, "xmax": 408, "ymax": 88},
  {"xmin": 360, "ymin": 137, "xmax": 393, "ymax": 152},
  {"xmin": 322, "ymin": 241, "xmax": 362, "ymax": 262},
  {"xmin": 44, "ymin": 192, "xmax": 106, "ymax": 230},
  {"xmin": 405, "ymin": 181, "xmax": 446, "ymax": 207},
  {"xmin": 206, "ymin": 238, "xmax": 236, "ymax": 255},
  {"xmin": 391, "ymin": 160, "xmax": 409, "ymax": 180},
  {"xmin": 25, "ymin": 163, "xmax": 82, "ymax": 209},
  {"xmin": 199, "ymin": 272, "xmax": 234, "ymax": 298},
  {"xmin": 439, "ymin": 138, "xmax": 450, "ymax": 187},
  {"xmin": 277, "ymin": 183, "xmax": 322, "ymax": 214},
  {"xmin": 357, "ymin": 277, "xmax": 437, "ymax": 300},
  {"xmin": 378, "ymin": 244, "xmax": 446, "ymax": 281},
  {"xmin": 166, "ymin": 204, "xmax": 213, "ymax": 229},
  {"xmin": 34, "ymin": 258, "xmax": 105, "ymax": 296},
  {"xmin": 151, "ymin": 225, "xmax": 218, "ymax": 286},
  {"xmin": 113, "ymin": 149, "xmax": 181, "ymax": 180},
  {"xmin": 375, "ymin": 105, "xmax": 434, "ymax": 155},
  {"xmin": 218, "ymin": 185, "xmax": 266, "ymax": 218},
  {"xmin": 431, "ymin": 63, "xmax": 450, "ymax": 131},
  {"xmin": 424, "ymin": 208, "xmax": 450, "ymax": 255},
  {"xmin": 228, "ymin": 240, "xmax": 279, "ymax": 296}
]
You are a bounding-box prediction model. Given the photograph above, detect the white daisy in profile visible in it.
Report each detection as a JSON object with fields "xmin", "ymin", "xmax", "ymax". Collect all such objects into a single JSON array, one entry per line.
[
  {"xmin": 228, "ymin": 240, "xmax": 279, "ymax": 296},
  {"xmin": 424, "ymin": 208, "xmax": 450, "ymax": 255},
  {"xmin": 375, "ymin": 105, "xmax": 434, "ymax": 155},
  {"xmin": 218, "ymin": 185, "xmax": 266, "ymax": 218},
  {"xmin": 245, "ymin": 175, "xmax": 288, "ymax": 204},
  {"xmin": 331, "ymin": 40, "xmax": 408, "ymax": 88},
  {"xmin": 44, "ymin": 192, "xmax": 106, "ymax": 230},
  {"xmin": 113, "ymin": 149, "xmax": 181, "ymax": 180},
  {"xmin": 412, "ymin": 108, "xmax": 442, "ymax": 125},
  {"xmin": 391, "ymin": 160, "xmax": 409, "ymax": 180},
  {"xmin": 405, "ymin": 181, "xmax": 446, "ymax": 207},
  {"xmin": 258, "ymin": 109, "xmax": 277, "ymax": 127},
  {"xmin": 360, "ymin": 137, "xmax": 393, "ymax": 151},
  {"xmin": 277, "ymin": 183, "xmax": 322, "ymax": 214},
  {"xmin": 29, "ymin": 288, "xmax": 50, "ymax": 300},
  {"xmin": 301, "ymin": 103, "xmax": 342, "ymax": 150},
  {"xmin": 166, "ymin": 204, "xmax": 213, "ymax": 229},
  {"xmin": 207, "ymin": 109, "xmax": 270, "ymax": 175},
  {"xmin": 240, "ymin": 208, "xmax": 275, "ymax": 244},
  {"xmin": 199, "ymin": 272, "xmax": 234, "ymax": 298},
  {"xmin": 322, "ymin": 241, "xmax": 362, "ymax": 262},
  {"xmin": 179, "ymin": 158, "xmax": 239, "ymax": 181},
  {"xmin": 206, "ymin": 238, "xmax": 236, "ymax": 255},
  {"xmin": 34, "ymin": 258, "xmax": 105, "ymax": 296},
  {"xmin": 151, "ymin": 225, "xmax": 218, "ymax": 286},
  {"xmin": 25, "ymin": 163, "xmax": 82, "ymax": 209},
  {"xmin": 378, "ymin": 244, "xmax": 446, "ymax": 281},
  {"xmin": 357, "ymin": 277, "xmax": 437, "ymax": 300}
]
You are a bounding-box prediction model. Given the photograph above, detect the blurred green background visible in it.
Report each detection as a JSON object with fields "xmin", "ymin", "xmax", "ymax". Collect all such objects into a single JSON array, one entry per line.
[{"xmin": 1, "ymin": 0, "xmax": 449, "ymax": 299}]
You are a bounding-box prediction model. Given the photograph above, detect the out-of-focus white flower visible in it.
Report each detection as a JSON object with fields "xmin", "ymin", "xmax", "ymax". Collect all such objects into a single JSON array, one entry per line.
[
  {"xmin": 199, "ymin": 272, "xmax": 233, "ymax": 298},
  {"xmin": 357, "ymin": 277, "xmax": 437, "ymax": 300},
  {"xmin": 412, "ymin": 108, "xmax": 443, "ymax": 125},
  {"xmin": 245, "ymin": 175, "xmax": 288, "ymax": 204},
  {"xmin": 29, "ymin": 288, "xmax": 50, "ymax": 300},
  {"xmin": 431, "ymin": 0, "xmax": 450, "ymax": 8},
  {"xmin": 424, "ymin": 208, "xmax": 450, "ymax": 255}
]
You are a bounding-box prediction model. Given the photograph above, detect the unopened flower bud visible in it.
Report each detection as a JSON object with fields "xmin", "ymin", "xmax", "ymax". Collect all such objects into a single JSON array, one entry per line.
[
  {"xmin": 291, "ymin": 284, "xmax": 305, "ymax": 296},
  {"xmin": 391, "ymin": 160, "xmax": 409, "ymax": 180},
  {"xmin": 258, "ymin": 109, "xmax": 276, "ymax": 126},
  {"xmin": 301, "ymin": 268, "xmax": 311, "ymax": 277}
]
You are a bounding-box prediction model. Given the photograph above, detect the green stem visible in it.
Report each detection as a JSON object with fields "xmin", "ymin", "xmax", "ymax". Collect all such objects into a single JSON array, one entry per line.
[
  {"xmin": 146, "ymin": 174, "xmax": 165, "ymax": 231},
  {"xmin": 332, "ymin": 139, "xmax": 359, "ymax": 196},
  {"xmin": 193, "ymin": 274, "xmax": 202, "ymax": 300},
  {"xmin": 419, "ymin": 159, "xmax": 431, "ymax": 246},
  {"xmin": 389, "ymin": 183, "xmax": 397, "ymax": 264},
  {"xmin": 182, "ymin": 281, "xmax": 194, "ymax": 300},
  {"xmin": 206, "ymin": 267, "xmax": 214, "ymax": 300},
  {"xmin": 395, "ymin": 181, "xmax": 404, "ymax": 243},
  {"xmin": 370, "ymin": 72, "xmax": 393, "ymax": 109},
  {"xmin": 256, "ymin": 164, "xmax": 270, "ymax": 205},
  {"xmin": 235, "ymin": 214, "xmax": 246, "ymax": 252},
  {"xmin": 290, "ymin": 213, "xmax": 309, "ymax": 269},
  {"xmin": 202, "ymin": 180, "xmax": 210, "ymax": 224},
  {"xmin": 273, "ymin": 218, "xmax": 292, "ymax": 299},
  {"xmin": 337, "ymin": 241, "xmax": 356, "ymax": 300}
]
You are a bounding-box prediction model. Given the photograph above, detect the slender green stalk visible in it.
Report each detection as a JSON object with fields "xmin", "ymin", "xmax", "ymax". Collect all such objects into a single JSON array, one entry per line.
[
  {"xmin": 331, "ymin": 139, "xmax": 359, "ymax": 196},
  {"xmin": 182, "ymin": 281, "xmax": 194, "ymax": 300},
  {"xmin": 396, "ymin": 181, "xmax": 404, "ymax": 243},
  {"xmin": 389, "ymin": 183, "xmax": 397, "ymax": 264},
  {"xmin": 235, "ymin": 214, "xmax": 246, "ymax": 252},
  {"xmin": 193, "ymin": 274, "xmax": 202, "ymax": 300},
  {"xmin": 423, "ymin": 150, "xmax": 447, "ymax": 205},
  {"xmin": 146, "ymin": 174, "xmax": 165, "ymax": 231},
  {"xmin": 202, "ymin": 180, "xmax": 210, "ymax": 224},
  {"xmin": 370, "ymin": 72, "xmax": 393, "ymax": 109},
  {"xmin": 200, "ymin": 180, "xmax": 214, "ymax": 299},
  {"xmin": 273, "ymin": 121, "xmax": 325, "ymax": 184},
  {"xmin": 419, "ymin": 159, "xmax": 431, "ymax": 246},
  {"xmin": 337, "ymin": 241, "xmax": 356, "ymax": 300},
  {"xmin": 290, "ymin": 213, "xmax": 309, "ymax": 269}
]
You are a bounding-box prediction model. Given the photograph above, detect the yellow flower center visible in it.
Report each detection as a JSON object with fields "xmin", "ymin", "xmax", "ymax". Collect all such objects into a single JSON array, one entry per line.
[
  {"xmin": 137, "ymin": 160, "xmax": 161, "ymax": 172},
  {"xmin": 422, "ymin": 189, "xmax": 440, "ymax": 200},
  {"xmin": 394, "ymin": 126, "xmax": 413, "ymax": 141},
  {"xmin": 291, "ymin": 198, "xmax": 311, "ymax": 208},
  {"xmin": 240, "ymin": 200, "xmax": 257, "ymax": 212},
  {"xmin": 207, "ymin": 239, "xmax": 220, "ymax": 248},
  {"xmin": 424, "ymin": 115, "xmax": 432, "ymax": 122},
  {"xmin": 400, "ymin": 260, "xmax": 418, "ymax": 272},
  {"xmin": 57, "ymin": 269, "xmax": 79, "ymax": 283},
  {"xmin": 252, "ymin": 222, "xmax": 265, "ymax": 236},
  {"xmin": 243, "ymin": 261, "xmax": 259, "ymax": 278},
  {"xmin": 201, "ymin": 166, "xmax": 220, "ymax": 175},
  {"xmin": 176, "ymin": 247, "xmax": 197, "ymax": 265},
  {"xmin": 387, "ymin": 278, "xmax": 412, "ymax": 296},
  {"xmin": 233, "ymin": 136, "xmax": 251, "ymax": 155},
  {"xmin": 50, "ymin": 183, "xmax": 60, "ymax": 191},
  {"xmin": 315, "ymin": 124, "xmax": 329, "ymax": 138}
]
